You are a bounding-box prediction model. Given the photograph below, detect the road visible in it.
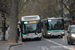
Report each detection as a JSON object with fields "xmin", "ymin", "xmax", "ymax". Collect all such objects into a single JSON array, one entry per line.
[{"xmin": 11, "ymin": 31, "xmax": 75, "ymax": 50}]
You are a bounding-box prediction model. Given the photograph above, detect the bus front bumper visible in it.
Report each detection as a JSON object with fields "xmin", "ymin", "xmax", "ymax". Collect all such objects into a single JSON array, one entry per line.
[
  {"xmin": 22, "ymin": 34, "xmax": 42, "ymax": 39},
  {"xmin": 46, "ymin": 34, "xmax": 63, "ymax": 37}
]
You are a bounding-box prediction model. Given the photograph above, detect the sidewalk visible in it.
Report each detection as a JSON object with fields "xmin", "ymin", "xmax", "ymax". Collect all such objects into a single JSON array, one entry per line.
[
  {"xmin": 0, "ymin": 40, "xmax": 23, "ymax": 50},
  {"xmin": 0, "ymin": 41, "xmax": 10, "ymax": 50},
  {"xmin": 0, "ymin": 38, "xmax": 23, "ymax": 50},
  {"xmin": 0, "ymin": 32, "xmax": 23, "ymax": 50},
  {"xmin": 0, "ymin": 32, "xmax": 10, "ymax": 50}
]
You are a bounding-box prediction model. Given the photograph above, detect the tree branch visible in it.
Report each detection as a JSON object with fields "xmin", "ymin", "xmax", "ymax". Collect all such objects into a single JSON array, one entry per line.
[
  {"xmin": 0, "ymin": 7, "xmax": 10, "ymax": 15},
  {"xmin": 18, "ymin": 0, "xmax": 29, "ymax": 13}
]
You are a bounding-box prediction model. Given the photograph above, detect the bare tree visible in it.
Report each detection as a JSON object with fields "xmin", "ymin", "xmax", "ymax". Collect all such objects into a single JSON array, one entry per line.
[
  {"xmin": 0, "ymin": 0, "xmax": 29, "ymax": 43},
  {"xmin": 7, "ymin": 0, "xmax": 18, "ymax": 43}
]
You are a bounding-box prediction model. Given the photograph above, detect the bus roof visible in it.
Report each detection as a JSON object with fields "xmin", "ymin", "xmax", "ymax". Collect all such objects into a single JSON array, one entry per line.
[
  {"xmin": 21, "ymin": 15, "xmax": 40, "ymax": 21},
  {"xmin": 47, "ymin": 17, "xmax": 63, "ymax": 19}
]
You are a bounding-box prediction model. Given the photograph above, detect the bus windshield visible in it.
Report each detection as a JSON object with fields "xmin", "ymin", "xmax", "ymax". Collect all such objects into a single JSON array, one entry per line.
[
  {"xmin": 22, "ymin": 23, "xmax": 41, "ymax": 33},
  {"xmin": 47, "ymin": 19, "xmax": 64, "ymax": 30}
]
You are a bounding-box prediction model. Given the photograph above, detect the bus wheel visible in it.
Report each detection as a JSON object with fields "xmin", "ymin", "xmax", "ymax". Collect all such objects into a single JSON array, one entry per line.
[
  {"xmin": 61, "ymin": 36, "xmax": 63, "ymax": 38},
  {"xmin": 70, "ymin": 41, "xmax": 73, "ymax": 45},
  {"xmin": 58, "ymin": 36, "xmax": 63, "ymax": 38},
  {"xmin": 22, "ymin": 38, "xmax": 24, "ymax": 42},
  {"xmin": 43, "ymin": 35, "xmax": 45, "ymax": 38},
  {"xmin": 38, "ymin": 38, "xmax": 41, "ymax": 40}
]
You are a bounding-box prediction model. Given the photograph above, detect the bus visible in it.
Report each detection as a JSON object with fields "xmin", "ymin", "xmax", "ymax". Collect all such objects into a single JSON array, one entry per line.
[
  {"xmin": 21, "ymin": 15, "xmax": 42, "ymax": 41},
  {"xmin": 41, "ymin": 17, "xmax": 65, "ymax": 38}
]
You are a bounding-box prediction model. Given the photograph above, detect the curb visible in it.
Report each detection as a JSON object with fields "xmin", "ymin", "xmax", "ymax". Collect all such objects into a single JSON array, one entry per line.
[
  {"xmin": 0, "ymin": 44, "xmax": 10, "ymax": 50},
  {"xmin": 6, "ymin": 44, "xmax": 11, "ymax": 50},
  {"xmin": 9, "ymin": 42, "xmax": 23, "ymax": 50},
  {"xmin": 5, "ymin": 41, "xmax": 23, "ymax": 50},
  {"xmin": 10, "ymin": 42, "xmax": 23, "ymax": 46}
]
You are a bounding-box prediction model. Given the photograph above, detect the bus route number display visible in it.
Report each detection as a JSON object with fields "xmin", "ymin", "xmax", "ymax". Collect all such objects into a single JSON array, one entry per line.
[
  {"xmin": 24, "ymin": 21, "xmax": 37, "ymax": 24},
  {"xmin": 29, "ymin": 21, "xmax": 36, "ymax": 24}
]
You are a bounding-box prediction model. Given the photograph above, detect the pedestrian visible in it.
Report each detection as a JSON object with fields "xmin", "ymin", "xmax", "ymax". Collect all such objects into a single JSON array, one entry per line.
[{"xmin": 17, "ymin": 25, "xmax": 21, "ymax": 40}]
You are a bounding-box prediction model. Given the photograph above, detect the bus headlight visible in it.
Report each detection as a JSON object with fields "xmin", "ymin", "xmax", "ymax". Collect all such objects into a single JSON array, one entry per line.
[
  {"xmin": 23, "ymin": 36, "xmax": 25, "ymax": 38},
  {"xmin": 48, "ymin": 32, "xmax": 51, "ymax": 35},
  {"xmin": 40, "ymin": 34, "xmax": 42, "ymax": 37},
  {"xmin": 61, "ymin": 32, "xmax": 64, "ymax": 34},
  {"xmin": 71, "ymin": 34, "xmax": 75, "ymax": 37}
]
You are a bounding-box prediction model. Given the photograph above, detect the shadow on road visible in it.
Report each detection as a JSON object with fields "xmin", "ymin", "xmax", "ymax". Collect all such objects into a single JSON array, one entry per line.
[
  {"xmin": 22, "ymin": 39, "xmax": 41, "ymax": 42},
  {"xmin": 43, "ymin": 36, "xmax": 62, "ymax": 39}
]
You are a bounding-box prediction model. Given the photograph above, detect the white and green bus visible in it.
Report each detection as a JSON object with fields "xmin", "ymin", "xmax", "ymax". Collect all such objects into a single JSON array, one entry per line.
[
  {"xmin": 21, "ymin": 15, "xmax": 42, "ymax": 41},
  {"xmin": 41, "ymin": 17, "xmax": 65, "ymax": 38}
]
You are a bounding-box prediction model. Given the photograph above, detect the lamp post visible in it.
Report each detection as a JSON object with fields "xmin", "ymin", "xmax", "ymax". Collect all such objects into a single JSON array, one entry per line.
[
  {"xmin": 2, "ymin": 15, "xmax": 6, "ymax": 40},
  {"xmin": 1, "ymin": 5, "xmax": 6, "ymax": 40}
]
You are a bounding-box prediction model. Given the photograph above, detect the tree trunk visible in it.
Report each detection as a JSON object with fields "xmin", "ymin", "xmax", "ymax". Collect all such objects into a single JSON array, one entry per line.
[{"xmin": 8, "ymin": 0, "xmax": 18, "ymax": 43}]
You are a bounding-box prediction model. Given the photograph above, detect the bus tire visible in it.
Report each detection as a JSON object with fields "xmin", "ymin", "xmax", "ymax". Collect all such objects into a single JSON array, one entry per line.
[
  {"xmin": 70, "ymin": 41, "xmax": 73, "ymax": 45},
  {"xmin": 43, "ymin": 35, "xmax": 45, "ymax": 38},
  {"xmin": 58, "ymin": 36, "xmax": 63, "ymax": 38},
  {"xmin": 38, "ymin": 38, "xmax": 41, "ymax": 40},
  {"xmin": 61, "ymin": 36, "xmax": 63, "ymax": 38},
  {"xmin": 22, "ymin": 38, "xmax": 24, "ymax": 42}
]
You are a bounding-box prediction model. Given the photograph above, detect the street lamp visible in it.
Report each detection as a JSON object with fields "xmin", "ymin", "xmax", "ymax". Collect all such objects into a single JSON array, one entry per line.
[{"xmin": 1, "ymin": 5, "xmax": 6, "ymax": 40}]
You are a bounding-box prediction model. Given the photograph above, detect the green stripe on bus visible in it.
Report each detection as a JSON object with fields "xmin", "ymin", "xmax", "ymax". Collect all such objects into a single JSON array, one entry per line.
[
  {"xmin": 22, "ymin": 34, "xmax": 26, "ymax": 36},
  {"xmin": 38, "ymin": 32, "xmax": 42, "ymax": 34},
  {"xmin": 22, "ymin": 33, "xmax": 42, "ymax": 35},
  {"xmin": 48, "ymin": 30, "xmax": 64, "ymax": 32}
]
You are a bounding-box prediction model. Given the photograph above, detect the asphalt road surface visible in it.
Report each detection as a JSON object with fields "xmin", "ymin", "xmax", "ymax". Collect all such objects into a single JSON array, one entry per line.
[{"xmin": 11, "ymin": 31, "xmax": 75, "ymax": 50}]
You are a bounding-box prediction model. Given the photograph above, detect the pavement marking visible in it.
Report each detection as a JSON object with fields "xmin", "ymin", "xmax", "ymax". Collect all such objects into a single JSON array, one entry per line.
[
  {"xmin": 45, "ymin": 38, "xmax": 74, "ymax": 50},
  {"xmin": 45, "ymin": 39, "xmax": 63, "ymax": 46},
  {"xmin": 50, "ymin": 46, "xmax": 63, "ymax": 48},
  {"xmin": 50, "ymin": 46, "xmax": 74, "ymax": 49},
  {"xmin": 41, "ymin": 47, "xmax": 45, "ymax": 50},
  {"xmin": 41, "ymin": 46, "xmax": 49, "ymax": 50},
  {"xmin": 38, "ymin": 46, "xmax": 49, "ymax": 50}
]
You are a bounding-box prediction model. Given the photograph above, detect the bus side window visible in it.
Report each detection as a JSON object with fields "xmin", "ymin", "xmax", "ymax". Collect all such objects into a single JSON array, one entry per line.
[
  {"xmin": 45, "ymin": 22, "xmax": 50, "ymax": 30},
  {"xmin": 44, "ymin": 22, "xmax": 47, "ymax": 29}
]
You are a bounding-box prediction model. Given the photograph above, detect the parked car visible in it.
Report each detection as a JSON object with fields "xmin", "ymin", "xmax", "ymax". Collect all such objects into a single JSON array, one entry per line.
[{"xmin": 67, "ymin": 25, "xmax": 75, "ymax": 45}]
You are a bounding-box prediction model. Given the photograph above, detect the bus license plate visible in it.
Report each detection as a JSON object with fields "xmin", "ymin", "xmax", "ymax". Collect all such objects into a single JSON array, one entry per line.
[{"xmin": 29, "ymin": 33, "xmax": 35, "ymax": 36}]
